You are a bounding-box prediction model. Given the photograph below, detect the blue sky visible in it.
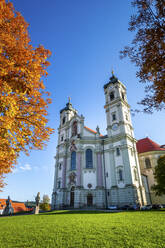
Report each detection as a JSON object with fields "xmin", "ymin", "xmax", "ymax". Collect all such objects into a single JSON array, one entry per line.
[{"xmin": 1, "ymin": 0, "xmax": 165, "ymax": 202}]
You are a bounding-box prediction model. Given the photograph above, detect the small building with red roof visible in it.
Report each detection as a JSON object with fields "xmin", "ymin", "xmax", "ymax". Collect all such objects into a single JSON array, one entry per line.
[
  {"xmin": 0, "ymin": 199, "xmax": 29, "ymax": 215},
  {"xmin": 136, "ymin": 137, "xmax": 165, "ymax": 154},
  {"xmin": 136, "ymin": 137, "xmax": 165, "ymax": 204}
]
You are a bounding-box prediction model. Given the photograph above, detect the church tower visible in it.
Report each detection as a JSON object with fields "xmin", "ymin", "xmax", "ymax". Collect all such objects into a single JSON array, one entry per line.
[
  {"xmin": 104, "ymin": 73, "xmax": 132, "ymax": 138},
  {"xmin": 52, "ymin": 100, "xmax": 78, "ymax": 208},
  {"xmin": 103, "ymin": 73, "xmax": 146, "ymax": 206}
]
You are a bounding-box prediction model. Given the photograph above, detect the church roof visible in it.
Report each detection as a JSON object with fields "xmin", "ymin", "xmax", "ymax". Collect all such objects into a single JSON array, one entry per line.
[
  {"xmin": 103, "ymin": 74, "xmax": 119, "ymax": 89},
  {"xmin": 136, "ymin": 137, "xmax": 165, "ymax": 154},
  {"xmin": 84, "ymin": 126, "xmax": 103, "ymax": 136}
]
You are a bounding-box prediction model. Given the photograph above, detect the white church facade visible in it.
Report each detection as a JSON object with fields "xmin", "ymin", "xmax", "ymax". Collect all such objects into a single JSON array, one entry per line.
[{"xmin": 52, "ymin": 74, "xmax": 147, "ymax": 209}]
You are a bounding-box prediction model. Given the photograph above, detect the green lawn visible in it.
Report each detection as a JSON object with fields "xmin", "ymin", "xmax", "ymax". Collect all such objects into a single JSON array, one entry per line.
[{"xmin": 0, "ymin": 210, "xmax": 165, "ymax": 248}]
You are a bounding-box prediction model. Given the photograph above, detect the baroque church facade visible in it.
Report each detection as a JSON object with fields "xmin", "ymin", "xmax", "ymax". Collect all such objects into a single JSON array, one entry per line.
[{"xmin": 52, "ymin": 74, "xmax": 147, "ymax": 209}]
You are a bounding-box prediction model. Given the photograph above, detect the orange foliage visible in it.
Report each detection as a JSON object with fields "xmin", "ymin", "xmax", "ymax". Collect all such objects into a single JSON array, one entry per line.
[{"xmin": 0, "ymin": 0, "xmax": 53, "ymax": 189}]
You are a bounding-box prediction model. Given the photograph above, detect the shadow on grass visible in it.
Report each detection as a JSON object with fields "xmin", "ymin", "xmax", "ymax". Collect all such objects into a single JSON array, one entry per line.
[
  {"xmin": 41, "ymin": 209, "xmax": 165, "ymax": 216},
  {"xmin": 41, "ymin": 210, "xmax": 110, "ymax": 215}
]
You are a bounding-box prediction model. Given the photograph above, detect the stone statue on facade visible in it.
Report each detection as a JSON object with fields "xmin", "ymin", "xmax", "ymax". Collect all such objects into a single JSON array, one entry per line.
[
  {"xmin": 69, "ymin": 172, "xmax": 76, "ymax": 184},
  {"xmin": 96, "ymin": 125, "xmax": 100, "ymax": 136},
  {"xmin": 70, "ymin": 140, "xmax": 77, "ymax": 151},
  {"xmin": 34, "ymin": 192, "xmax": 40, "ymax": 214},
  {"xmin": 3, "ymin": 196, "xmax": 14, "ymax": 216}
]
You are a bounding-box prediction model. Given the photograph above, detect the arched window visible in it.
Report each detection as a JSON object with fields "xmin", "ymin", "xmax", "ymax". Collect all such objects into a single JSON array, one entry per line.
[
  {"xmin": 86, "ymin": 149, "xmax": 93, "ymax": 168},
  {"xmin": 62, "ymin": 116, "xmax": 66, "ymax": 125},
  {"xmin": 57, "ymin": 181, "xmax": 61, "ymax": 189},
  {"xmin": 110, "ymin": 91, "xmax": 115, "ymax": 101},
  {"xmin": 116, "ymin": 147, "xmax": 120, "ymax": 156},
  {"xmin": 112, "ymin": 112, "xmax": 116, "ymax": 121},
  {"xmin": 119, "ymin": 169, "xmax": 123, "ymax": 181},
  {"xmin": 145, "ymin": 158, "xmax": 151, "ymax": 169},
  {"xmin": 122, "ymin": 92, "xmax": 125, "ymax": 101},
  {"xmin": 72, "ymin": 121, "xmax": 77, "ymax": 136},
  {"xmin": 71, "ymin": 151, "xmax": 76, "ymax": 170}
]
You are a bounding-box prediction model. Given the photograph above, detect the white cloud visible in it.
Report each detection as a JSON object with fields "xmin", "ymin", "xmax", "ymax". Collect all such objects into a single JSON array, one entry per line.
[{"xmin": 20, "ymin": 163, "xmax": 32, "ymax": 171}]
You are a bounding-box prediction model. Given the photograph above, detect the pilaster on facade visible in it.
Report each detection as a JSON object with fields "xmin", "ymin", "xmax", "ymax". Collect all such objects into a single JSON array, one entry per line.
[
  {"xmin": 76, "ymin": 151, "xmax": 82, "ymax": 187},
  {"xmin": 108, "ymin": 148, "xmax": 117, "ymax": 187}
]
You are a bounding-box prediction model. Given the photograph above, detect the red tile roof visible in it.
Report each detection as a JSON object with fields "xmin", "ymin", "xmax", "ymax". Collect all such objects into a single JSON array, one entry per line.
[
  {"xmin": 0, "ymin": 199, "xmax": 6, "ymax": 210},
  {"xmin": 12, "ymin": 202, "xmax": 27, "ymax": 213},
  {"xmin": 136, "ymin": 137, "xmax": 165, "ymax": 154},
  {"xmin": 84, "ymin": 126, "xmax": 103, "ymax": 136},
  {"xmin": 0, "ymin": 199, "xmax": 29, "ymax": 213}
]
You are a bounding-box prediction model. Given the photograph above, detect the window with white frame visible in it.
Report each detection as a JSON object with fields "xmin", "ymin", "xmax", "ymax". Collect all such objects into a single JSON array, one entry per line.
[
  {"xmin": 86, "ymin": 149, "xmax": 93, "ymax": 168},
  {"xmin": 118, "ymin": 168, "xmax": 123, "ymax": 182},
  {"xmin": 62, "ymin": 116, "xmax": 66, "ymax": 125},
  {"xmin": 71, "ymin": 151, "xmax": 76, "ymax": 170},
  {"xmin": 112, "ymin": 112, "xmax": 116, "ymax": 121},
  {"xmin": 122, "ymin": 92, "xmax": 125, "ymax": 101},
  {"xmin": 110, "ymin": 91, "xmax": 115, "ymax": 101},
  {"xmin": 57, "ymin": 180, "xmax": 61, "ymax": 189},
  {"xmin": 145, "ymin": 158, "xmax": 151, "ymax": 169},
  {"xmin": 72, "ymin": 121, "xmax": 77, "ymax": 136},
  {"xmin": 116, "ymin": 147, "xmax": 120, "ymax": 156}
]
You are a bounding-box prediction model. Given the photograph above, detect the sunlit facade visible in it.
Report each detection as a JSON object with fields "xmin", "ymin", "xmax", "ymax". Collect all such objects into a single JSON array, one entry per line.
[{"xmin": 52, "ymin": 75, "xmax": 147, "ymax": 209}]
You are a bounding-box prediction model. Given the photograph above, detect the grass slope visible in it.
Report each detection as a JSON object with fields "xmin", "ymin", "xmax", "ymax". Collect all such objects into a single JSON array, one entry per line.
[{"xmin": 0, "ymin": 211, "xmax": 165, "ymax": 248}]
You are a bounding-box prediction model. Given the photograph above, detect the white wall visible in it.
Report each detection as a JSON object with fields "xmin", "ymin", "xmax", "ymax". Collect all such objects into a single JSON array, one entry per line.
[{"xmin": 83, "ymin": 171, "xmax": 96, "ymax": 189}]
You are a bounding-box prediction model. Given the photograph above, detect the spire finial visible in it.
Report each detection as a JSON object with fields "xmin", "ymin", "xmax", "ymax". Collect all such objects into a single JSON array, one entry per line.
[
  {"xmin": 68, "ymin": 96, "xmax": 71, "ymax": 103},
  {"xmin": 111, "ymin": 68, "xmax": 114, "ymax": 75}
]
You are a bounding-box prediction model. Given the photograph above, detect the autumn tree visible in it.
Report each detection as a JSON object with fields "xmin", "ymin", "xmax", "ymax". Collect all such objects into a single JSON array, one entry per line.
[
  {"xmin": 152, "ymin": 155, "xmax": 165, "ymax": 195},
  {"xmin": 40, "ymin": 194, "xmax": 50, "ymax": 211},
  {"xmin": 120, "ymin": 0, "xmax": 165, "ymax": 113},
  {"xmin": 42, "ymin": 194, "xmax": 50, "ymax": 204},
  {"xmin": 0, "ymin": 0, "xmax": 53, "ymax": 189}
]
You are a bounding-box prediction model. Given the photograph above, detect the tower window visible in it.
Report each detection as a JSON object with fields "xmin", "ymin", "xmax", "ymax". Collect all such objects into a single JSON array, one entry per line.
[
  {"xmin": 59, "ymin": 164, "xmax": 62, "ymax": 170},
  {"xmin": 145, "ymin": 158, "xmax": 151, "ymax": 169},
  {"xmin": 86, "ymin": 149, "xmax": 93, "ymax": 168},
  {"xmin": 119, "ymin": 169, "xmax": 123, "ymax": 181},
  {"xmin": 71, "ymin": 151, "xmax": 76, "ymax": 170},
  {"xmin": 61, "ymin": 136, "xmax": 63, "ymax": 142},
  {"xmin": 72, "ymin": 121, "xmax": 77, "ymax": 136},
  {"xmin": 62, "ymin": 116, "xmax": 66, "ymax": 125},
  {"xmin": 116, "ymin": 147, "xmax": 120, "ymax": 156},
  {"xmin": 57, "ymin": 181, "xmax": 61, "ymax": 189},
  {"xmin": 110, "ymin": 91, "xmax": 115, "ymax": 101},
  {"xmin": 112, "ymin": 113, "xmax": 116, "ymax": 121},
  {"xmin": 122, "ymin": 92, "xmax": 125, "ymax": 101}
]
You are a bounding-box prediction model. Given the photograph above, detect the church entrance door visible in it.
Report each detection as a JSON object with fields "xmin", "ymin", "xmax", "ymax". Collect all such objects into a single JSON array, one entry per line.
[
  {"xmin": 87, "ymin": 194, "xmax": 93, "ymax": 207},
  {"xmin": 70, "ymin": 186, "xmax": 75, "ymax": 207}
]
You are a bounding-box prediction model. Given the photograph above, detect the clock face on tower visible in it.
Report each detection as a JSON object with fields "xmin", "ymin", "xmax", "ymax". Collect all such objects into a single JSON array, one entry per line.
[{"xmin": 112, "ymin": 123, "xmax": 118, "ymax": 131}]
